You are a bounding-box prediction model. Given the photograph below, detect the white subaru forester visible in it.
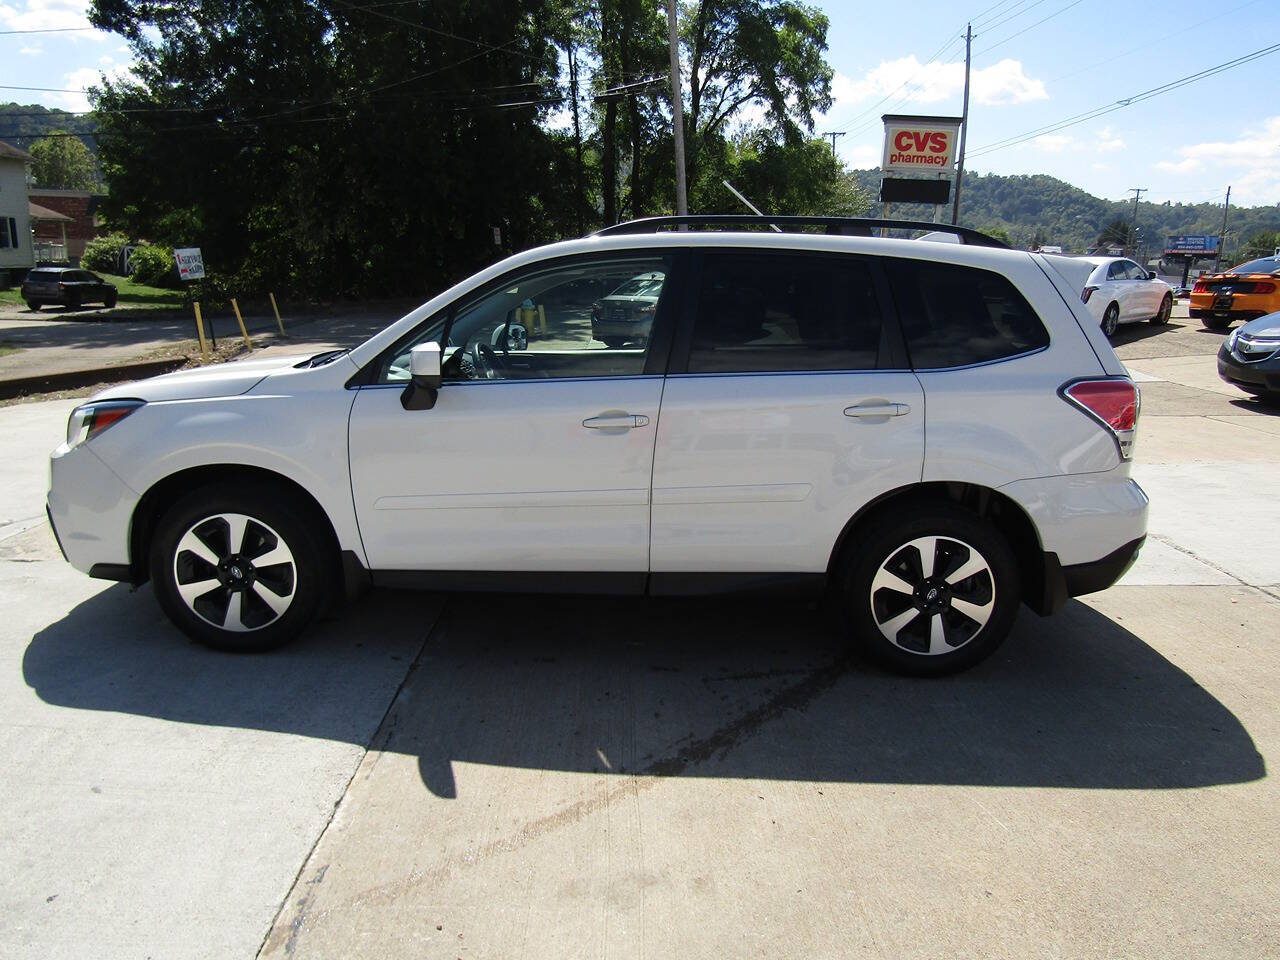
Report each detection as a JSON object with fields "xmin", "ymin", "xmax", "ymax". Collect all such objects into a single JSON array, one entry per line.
[{"xmin": 47, "ymin": 217, "xmax": 1148, "ymax": 675}]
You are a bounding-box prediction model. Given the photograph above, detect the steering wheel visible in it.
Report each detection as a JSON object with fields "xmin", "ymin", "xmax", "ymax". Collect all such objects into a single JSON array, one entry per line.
[{"xmin": 470, "ymin": 341, "xmax": 499, "ymax": 379}]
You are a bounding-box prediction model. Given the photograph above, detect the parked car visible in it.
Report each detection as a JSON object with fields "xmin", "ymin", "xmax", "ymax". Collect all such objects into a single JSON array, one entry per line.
[
  {"xmin": 1048, "ymin": 256, "xmax": 1173, "ymax": 337},
  {"xmin": 21, "ymin": 267, "xmax": 118, "ymax": 310},
  {"xmin": 591, "ymin": 270, "xmax": 665, "ymax": 347},
  {"xmin": 47, "ymin": 217, "xmax": 1148, "ymax": 675},
  {"xmin": 1190, "ymin": 256, "xmax": 1280, "ymax": 330},
  {"xmin": 1217, "ymin": 310, "xmax": 1280, "ymax": 400}
]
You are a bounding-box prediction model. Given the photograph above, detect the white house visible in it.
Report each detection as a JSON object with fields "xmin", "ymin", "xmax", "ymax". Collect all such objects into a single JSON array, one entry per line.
[{"xmin": 0, "ymin": 140, "xmax": 34, "ymax": 284}]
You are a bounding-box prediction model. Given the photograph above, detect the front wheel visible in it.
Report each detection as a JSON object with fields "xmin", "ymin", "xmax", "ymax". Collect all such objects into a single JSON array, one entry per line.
[
  {"xmin": 150, "ymin": 483, "xmax": 331, "ymax": 652},
  {"xmin": 104, "ymin": 291, "xmax": 118, "ymax": 308},
  {"xmin": 837, "ymin": 505, "xmax": 1022, "ymax": 676},
  {"xmin": 1150, "ymin": 294, "xmax": 1172, "ymax": 324},
  {"xmin": 1101, "ymin": 303, "xmax": 1120, "ymax": 338}
]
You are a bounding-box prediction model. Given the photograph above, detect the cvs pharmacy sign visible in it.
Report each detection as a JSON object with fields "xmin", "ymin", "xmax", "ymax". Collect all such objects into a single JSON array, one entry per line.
[{"xmin": 881, "ymin": 115, "xmax": 962, "ymax": 174}]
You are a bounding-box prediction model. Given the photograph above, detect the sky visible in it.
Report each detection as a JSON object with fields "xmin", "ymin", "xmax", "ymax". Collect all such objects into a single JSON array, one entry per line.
[{"xmin": 1, "ymin": 0, "xmax": 1278, "ymax": 207}]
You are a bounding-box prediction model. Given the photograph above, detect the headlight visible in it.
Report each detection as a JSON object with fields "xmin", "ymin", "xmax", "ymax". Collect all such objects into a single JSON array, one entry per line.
[
  {"xmin": 1226, "ymin": 329, "xmax": 1239, "ymax": 352},
  {"xmin": 65, "ymin": 399, "xmax": 144, "ymax": 449}
]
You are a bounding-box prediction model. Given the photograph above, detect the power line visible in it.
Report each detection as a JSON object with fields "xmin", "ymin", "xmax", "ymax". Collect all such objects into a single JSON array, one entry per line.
[
  {"xmin": 976, "ymin": 0, "xmax": 1088, "ymax": 56},
  {"xmin": 967, "ymin": 41, "xmax": 1280, "ymax": 158},
  {"xmin": 974, "ymin": 0, "xmax": 1053, "ymax": 35},
  {"xmin": 0, "ymin": 26, "xmax": 96, "ymax": 35}
]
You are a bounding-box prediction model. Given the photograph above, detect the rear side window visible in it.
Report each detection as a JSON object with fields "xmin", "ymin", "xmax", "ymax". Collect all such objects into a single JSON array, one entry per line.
[
  {"xmin": 885, "ymin": 259, "xmax": 1049, "ymax": 370},
  {"xmin": 688, "ymin": 252, "xmax": 884, "ymax": 373},
  {"xmin": 27, "ymin": 270, "xmax": 58, "ymax": 282}
]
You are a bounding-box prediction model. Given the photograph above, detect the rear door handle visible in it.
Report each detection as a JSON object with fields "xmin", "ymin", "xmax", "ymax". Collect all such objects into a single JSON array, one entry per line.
[
  {"xmin": 844, "ymin": 401, "xmax": 910, "ymax": 418},
  {"xmin": 583, "ymin": 414, "xmax": 649, "ymax": 429}
]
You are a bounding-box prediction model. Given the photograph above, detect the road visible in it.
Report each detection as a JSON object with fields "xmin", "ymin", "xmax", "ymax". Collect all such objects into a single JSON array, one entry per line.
[{"xmin": 1, "ymin": 304, "xmax": 1276, "ymax": 959}]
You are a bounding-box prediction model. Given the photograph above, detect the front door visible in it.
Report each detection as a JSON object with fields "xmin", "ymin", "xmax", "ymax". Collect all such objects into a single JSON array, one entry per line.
[
  {"xmin": 349, "ymin": 252, "xmax": 677, "ymax": 574},
  {"xmin": 649, "ymin": 250, "xmax": 924, "ymax": 577}
]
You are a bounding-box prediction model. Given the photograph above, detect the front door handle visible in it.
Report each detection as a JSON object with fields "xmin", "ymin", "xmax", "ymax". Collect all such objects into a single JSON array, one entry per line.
[
  {"xmin": 583, "ymin": 414, "xmax": 649, "ymax": 429},
  {"xmin": 844, "ymin": 401, "xmax": 910, "ymax": 418}
]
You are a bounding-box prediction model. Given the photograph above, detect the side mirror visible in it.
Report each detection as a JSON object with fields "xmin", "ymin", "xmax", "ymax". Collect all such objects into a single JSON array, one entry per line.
[
  {"xmin": 1147, "ymin": 271, "xmax": 1157, "ymax": 280},
  {"xmin": 401, "ymin": 342, "xmax": 441, "ymax": 410}
]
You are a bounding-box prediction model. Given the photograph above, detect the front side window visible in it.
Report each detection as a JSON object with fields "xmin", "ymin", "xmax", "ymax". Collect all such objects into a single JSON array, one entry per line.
[
  {"xmin": 1107, "ymin": 261, "xmax": 1127, "ymax": 280},
  {"xmin": 687, "ymin": 252, "xmax": 884, "ymax": 373},
  {"xmin": 885, "ymin": 259, "xmax": 1049, "ymax": 369},
  {"xmin": 378, "ymin": 255, "xmax": 671, "ymax": 384}
]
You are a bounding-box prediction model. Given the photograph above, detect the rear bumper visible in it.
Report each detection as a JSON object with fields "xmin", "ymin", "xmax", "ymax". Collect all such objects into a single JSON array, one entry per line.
[
  {"xmin": 1190, "ymin": 307, "xmax": 1268, "ymax": 323},
  {"xmin": 591, "ymin": 318, "xmax": 653, "ymax": 340}
]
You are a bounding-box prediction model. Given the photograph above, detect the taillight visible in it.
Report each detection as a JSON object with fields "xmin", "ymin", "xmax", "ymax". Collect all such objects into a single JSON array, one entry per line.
[
  {"xmin": 1192, "ymin": 280, "xmax": 1207, "ymax": 293},
  {"xmin": 1081, "ymin": 285, "xmax": 1098, "ymax": 303},
  {"xmin": 1254, "ymin": 281, "xmax": 1276, "ymax": 294},
  {"xmin": 1062, "ymin": 378, "xmax": 1139, "ymax": 460}
]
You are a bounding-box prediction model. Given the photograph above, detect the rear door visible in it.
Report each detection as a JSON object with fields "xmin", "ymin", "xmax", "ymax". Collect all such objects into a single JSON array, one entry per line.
[{"xmin": 649, "ymin": 249, "xmax": 924, "ymax": 580}]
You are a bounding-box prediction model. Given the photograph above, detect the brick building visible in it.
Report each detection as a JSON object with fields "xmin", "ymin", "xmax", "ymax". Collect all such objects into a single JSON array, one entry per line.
[{"xmin": 28, "ymin": 188, "xmax": 104, "ymax": 263}]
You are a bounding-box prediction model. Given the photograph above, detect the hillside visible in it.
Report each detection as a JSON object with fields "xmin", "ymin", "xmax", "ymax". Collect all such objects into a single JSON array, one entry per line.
[
  {"xmin": 0, "ymin": 103, "xmax": 97, "ymax": 154},
  {"xmin": 849, "ymin": 169, "xmax": 1280, "ymax": 258}
]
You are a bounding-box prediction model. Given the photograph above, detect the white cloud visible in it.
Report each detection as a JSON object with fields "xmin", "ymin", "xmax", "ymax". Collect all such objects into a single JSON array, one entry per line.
[
  {"xmin": 1154, "ymin": 116, "xmax": 1280, "ymax": 204},
  {"xmin": 831, "ymin": 56, "xmax": 1046, "ymax": 110},
  {"xmin": 51, "ymin": 59, "xmax": 133, "ymax": 111},
  {"xmin": 845, "ymin": 143, "xmax": 880, "ymax": 167},
  {"xmin": 0, "ymin": 0, "xmax": 89, "ymax": 31},
  {"xmin": 1096, "ymin": 126, "xmax": 1126, "ymax": 152},
  {"xmin": 18, "ymin": 44, "xmax": 41, "ymax": 55},
  {"xmin": 1029, "ymin": 134, "xmax": 1073, "ymax": 152}
]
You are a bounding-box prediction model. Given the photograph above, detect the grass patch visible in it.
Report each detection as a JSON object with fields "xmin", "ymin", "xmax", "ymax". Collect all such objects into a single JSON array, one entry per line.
[
  {"xmin": 0, "ymin": 341, "xmax": 18, "ymax": 358},
  {"xmin": 0, "ymin": 273, "xmax": 185, "ymax": 311}
]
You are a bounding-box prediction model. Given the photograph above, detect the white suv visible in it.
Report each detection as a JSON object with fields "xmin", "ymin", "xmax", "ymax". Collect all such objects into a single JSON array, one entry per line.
[{"xmin": 47, "ymin": 217, "xmax": 1148, "ymax": 675}]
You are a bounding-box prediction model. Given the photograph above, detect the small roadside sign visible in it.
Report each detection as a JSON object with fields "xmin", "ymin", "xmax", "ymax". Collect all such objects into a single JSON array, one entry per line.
[{"xmin": 175, "ymin": 247, "xmax": 205, "ymax": 280}]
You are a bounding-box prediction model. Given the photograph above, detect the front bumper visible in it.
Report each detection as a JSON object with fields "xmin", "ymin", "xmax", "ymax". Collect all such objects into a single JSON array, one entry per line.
[
  {"xmin": 47, "ymin": 441, "xmax": 139, "ymax": 576},
  {"xmin": 1217, "ymin": 346, "xmax": 1280, "ymax": 396}
]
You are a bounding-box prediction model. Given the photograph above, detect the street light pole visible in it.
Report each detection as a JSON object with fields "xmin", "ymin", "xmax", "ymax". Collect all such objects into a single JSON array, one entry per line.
[
  {"xmin": 1127, "ymin": 187, "xmax": 1147, "ymax": 257},
  {"xmin": 665, "ymin": 0, "xmax": 688, "ymax": 216}
]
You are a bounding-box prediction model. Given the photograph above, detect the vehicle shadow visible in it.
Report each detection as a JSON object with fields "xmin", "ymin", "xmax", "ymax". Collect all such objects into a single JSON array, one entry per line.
[
  {"xmin": 1228, "ymin": 396, "xmax": 1280, "ymax": 415},
  {"xmin": 1110, "ymin": 319, "xmax": 1185, "ymax": 347},
  {"xmin": 23, "ymin": 586, "xmax": 1265, "ymax": 799}
]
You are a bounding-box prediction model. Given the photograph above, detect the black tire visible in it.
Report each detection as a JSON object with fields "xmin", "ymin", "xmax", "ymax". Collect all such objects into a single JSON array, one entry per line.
[
  {"xmin": 25, "ymin": 300, "xmax": 40, "ymax": 311},
  {"xmin": 1101, "ymin": 303, "xmax": 1119, "ymax": 338},
  {"xmin": 601, "ymin": 336, "xmax": 628, "ymax": 348},
  {"xmin": 1203, "ymin": 317, "xmax": 1230, "ymax": 331},
  {"xmin": 1150, "ymin": 294, "xmax": 1172, "ymax": 325},
  {"xmin": 836, "ymin": 503, "xmax": 1021, "ymax": 676},
  {"xmin": 149, "ymin": 482, "xmax": 332, "ymax": 652},
  {"xmin": 104, "ymin": 291, "xmax": 118, "ymax": 308}
]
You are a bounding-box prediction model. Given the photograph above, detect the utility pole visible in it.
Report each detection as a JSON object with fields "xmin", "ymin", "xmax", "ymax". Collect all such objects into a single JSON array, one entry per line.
[
  {"xmin": 1127, "ymin": 187, "xmax": 1147, "ymax": 257},
  {"xmin": 1213, "ymin": 185, "xmax": 1232, "ymax": 273},
  {"xmin": 822, "ymin": 131, "xmax": 846, "ymax": 157},
  {"xmin": 665, "ymin": 0, "xmax": 688, "ymax": 216},
  {"xmin": 950, "ymin": 23, "xmax": 972, "ymax": 226}
]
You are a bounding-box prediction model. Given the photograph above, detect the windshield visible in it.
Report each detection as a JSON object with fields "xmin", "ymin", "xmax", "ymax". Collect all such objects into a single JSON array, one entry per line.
[{"xmin": 1227, "ymin": 256, "xmax": 1280, "ymax": 275}]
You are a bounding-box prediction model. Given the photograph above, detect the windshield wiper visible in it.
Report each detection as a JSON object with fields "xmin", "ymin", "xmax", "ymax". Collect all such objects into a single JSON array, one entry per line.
[{"xmin": 296, "ymin": 349, "xmax": 350, "ymax": 368}]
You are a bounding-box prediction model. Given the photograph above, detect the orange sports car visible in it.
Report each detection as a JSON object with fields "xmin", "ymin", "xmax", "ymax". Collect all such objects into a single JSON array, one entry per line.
[{"xmin": 1190, "ymin": 254, "xmax": 1280, "ymax": 330}]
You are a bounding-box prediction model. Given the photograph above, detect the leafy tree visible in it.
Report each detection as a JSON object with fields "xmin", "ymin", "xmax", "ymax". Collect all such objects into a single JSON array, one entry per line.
[
  {"xmin": 1228, "ymin": 230, "xmax": 1280, "ymax": 266},
  {"xmin": 683, "ymin": 0, "xmax": 833, "ymax": 203},
  {"xmin": 29, "ymin": 132, "xmax": 99, "ymax": 189},
  {"xmin": 983, "ymin": 225, "xmax": 1013, "ymax": 246},
  {"xmin": 1096, "ymin": 216, "xmax": 1133, "ymax": 250}
]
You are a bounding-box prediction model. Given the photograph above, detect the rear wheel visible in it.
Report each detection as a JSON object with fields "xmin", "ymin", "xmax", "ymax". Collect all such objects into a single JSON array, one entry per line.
[
  {"xmin": 601, "ymin": 336, "xmax": 628, "ymax": 348},
  {"xmin": 837, "ymin": 504, "xmax": 1022, "ymax": 676},
  {"xmin": 1101, "ymin": 303, "xmax": 1120, "ymax": 337},
  {"xmin": 1202, "ymin": 316, "xmax": 1230, "ymax": 331},
  {"xmin": 1150, "ymin": 294, "xmax": 1172, "ymax": 324},
  {"xmin": 104, "ymin": 290, "xmax": 118, "ymax": 308},
  {"xmin": 149, "ymin": 483, "xmax": 331, "ymax": 652}
]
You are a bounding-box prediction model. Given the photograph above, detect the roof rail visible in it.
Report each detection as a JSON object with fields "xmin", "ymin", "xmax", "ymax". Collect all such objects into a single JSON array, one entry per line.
[{"xmin": 593, "ymin": 215, "xmax": 1009, "ymax": 248}]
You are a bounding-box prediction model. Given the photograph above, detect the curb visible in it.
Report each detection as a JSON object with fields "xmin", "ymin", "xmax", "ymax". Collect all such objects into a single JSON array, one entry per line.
[{"xmin": 0, "ymin": 357, "xmax": 189, "ymax": 400}]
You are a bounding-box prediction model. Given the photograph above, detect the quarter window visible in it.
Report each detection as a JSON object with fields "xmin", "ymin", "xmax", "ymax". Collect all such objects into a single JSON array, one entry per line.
[
  {"xmin": 885, "ymin": 259, "xmax": 1049, "ymax": 369},
  {"xmin": 379, "ymin": 255, "xmax": 671, "ymax": 384},
  {"xmin": 687, "ymin": 253, "xmax": 884, "ymax": 373}
]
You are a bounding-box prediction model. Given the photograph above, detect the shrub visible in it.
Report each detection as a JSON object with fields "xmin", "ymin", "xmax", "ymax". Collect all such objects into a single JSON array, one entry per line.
[
  {"xmin": 128, "ymin": 244, "xmax": 177, "ymax": 287},
  {"xmin": 82, "ymin": 232, "xmax": 130, "ymax": 273}
]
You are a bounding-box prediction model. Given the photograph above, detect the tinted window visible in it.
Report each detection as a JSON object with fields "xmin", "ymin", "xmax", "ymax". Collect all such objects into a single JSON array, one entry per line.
[
  {"xmin": 885, "ymin": 259, "xmax": 1049, "ymax": 369},
  {"xmin": 26, "ymin": 270, "xmax": 59, "ymax": 282},
  {"xmin": 1107, "ymin": 261, "xmax": 1127, "ymax": 280},
  {"xmin": 687, "ymin": 253, "xmax": 883, "ymax": 373},
  {"xmin": 378, "ymin": 255, "xmax": 671, "ymax": 384},
  {"xmin": 1228, "ymin": 256, "xmax": 1280, "ymax": 275}
]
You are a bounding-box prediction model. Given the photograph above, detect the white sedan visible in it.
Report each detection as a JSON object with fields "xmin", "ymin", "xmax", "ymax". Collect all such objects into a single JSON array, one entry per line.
[{"xmin": 1060, "ymin": 256, "xmax": 1174, "ymax": 337}]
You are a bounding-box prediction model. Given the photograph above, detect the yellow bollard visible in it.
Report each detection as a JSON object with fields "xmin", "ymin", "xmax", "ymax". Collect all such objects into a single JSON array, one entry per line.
[
  {"xmin": 193, "ymin": 301, "xmax": 209, "ymax": 361},
  {"xmin": 269, "ymin": 292, "xmax": 285, "ymax": 336},
  {"xmin": 231, "ymin": 298, "xmax": 253, "ymax": 349},
  {"xmin": 537, "ymin": 303, "xmax": 547, "ymax": 335}
]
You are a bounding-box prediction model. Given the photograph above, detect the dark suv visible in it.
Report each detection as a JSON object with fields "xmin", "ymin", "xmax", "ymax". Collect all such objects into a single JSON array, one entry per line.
[{"xmin": 21, "ymin": 268, "xmax": 118, "ymax": 310}]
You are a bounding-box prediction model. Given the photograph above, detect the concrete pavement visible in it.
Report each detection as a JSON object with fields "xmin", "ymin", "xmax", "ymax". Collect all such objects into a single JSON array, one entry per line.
[{"xmin": 0, "ymin": 301, "xmax": 1276, "ymax": 959}]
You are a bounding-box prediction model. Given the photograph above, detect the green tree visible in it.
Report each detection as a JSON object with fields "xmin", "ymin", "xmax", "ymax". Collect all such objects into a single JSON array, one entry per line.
[
  {"xmin": 1229, "ymin": 230, "xmax": 1280, "ymax": 266},
  {"xmin": 983, "ymin": 225, "xmax": 1013, "ymax": 246},
  {"xmin": 1097, "ymin": 216, "xmax": 1134, "ymax": 250},
  {"xmin": 683, "ymin": 0, "xmax": 833, "ymax": 203},
  {"xmin": 29, "ymin": 132, "xmax": 98, "ymax": 189}
]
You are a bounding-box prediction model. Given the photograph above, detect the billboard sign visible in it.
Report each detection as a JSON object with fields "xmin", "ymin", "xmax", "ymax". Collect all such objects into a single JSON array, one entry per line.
[
  {"xmin": 175, "ymin": 247, "xmax": 205, "ymax": 280},
  {"xmin": 1164, "ymin": 235, "xmax": 1220, "ymax": 256},
  {"xmin": 881, "ymin": 114, "xmax": 962, "ymax": 175}
]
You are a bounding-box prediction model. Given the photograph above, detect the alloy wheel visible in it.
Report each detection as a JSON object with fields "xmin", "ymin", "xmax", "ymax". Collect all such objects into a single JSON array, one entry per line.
[
  {"xmin": 869, "ymin": 536, "xmax": 996, "ymax": 656},
  {"xmin": 171, "ymin": 512, "xmax": 297, "ymax": 632}
]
